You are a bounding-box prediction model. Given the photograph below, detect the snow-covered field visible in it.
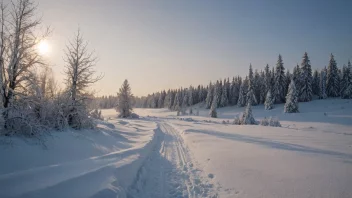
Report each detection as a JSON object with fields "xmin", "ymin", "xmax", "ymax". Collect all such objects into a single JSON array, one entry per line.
[{"xmin": 1, "ymin": 98, "xmax": 352, "ymax": 198}]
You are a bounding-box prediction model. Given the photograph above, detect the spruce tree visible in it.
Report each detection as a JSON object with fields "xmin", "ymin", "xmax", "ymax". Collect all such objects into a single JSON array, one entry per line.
[
  {"xmin": 264, "ymin": 64, "xmax": 271, "ymax": 94},
  {"xmin": 319, "ymin": 67, "xmax": 327, "ymax": 99},
  {"xmin": 284, "ymin": 80, "xmax": 299, "ymax": 113},
  {"xmin": 292, "ymin": 64, "xmax": 301, "ymax": 95},
  {"xmin": 299, "ymin": 52, "xmax": 313, "ymax": 102},
  {"xmin": 312, "ymin": 70, "xmax": 321, "ymax": 96},
  {"xmin": 237, "ymin": 77, "xmax": 248, "ymax": 107},
  {"xmin": 264, "ymin": 90, "xmax": 274, "ymax": 110},
  {"xmin": 259, "ymin": 71, "xmax": 266, "ymax": 104},
  {"xmin": 326, "ymin": 54, "xmax": 339, "ymax": 97},
  {"xmin": 205, "ymin": 82, "xmax": 213, "ymax": 109},
  {"xmin": 247, "ymin": 64, "xmax": 258, "ymax": 105},
  {"xmin": 116, "ymin": 79, "xmax": 134, "ymax": 118},
  {"xmin": 342, "ymin": 61, "xmax": 352, "ymax": 99},
  {"xmin": 209, "ymin": 94, "xmax": 218, "ymax": 118},
  {"xmin": 273, "ymin": 54, "xmax": 286, "ymax": 103},
  {"xmin": 220, "ymin": 83, "xmax": 229, "ymax": 107},
  {"xmin": 241, "ymin": 100, "xmax": 256, "ymax": 125}
]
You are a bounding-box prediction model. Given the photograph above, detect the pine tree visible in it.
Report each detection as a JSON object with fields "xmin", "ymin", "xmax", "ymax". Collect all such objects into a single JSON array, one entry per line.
[
  {"xmin": 241, "ymin": 101, "xmax": 256, "ymax": 125},
  {"xmin": 209, "ymin": 94, "xmax": 218, "ymax": 118},
  {"xmin": 312, "ymin": 70, "xmax": 321, "ymax": 96},
  {"xmin": 237, "ymin": 77, "xmax": 248, "ymax": 107},
  {"xmin": 247, "ymin": 64, "xmax": 258, "ymax": 105},
  {"xmin": 342, "ymin": 60, "xmax": 352, "ymax": 99},
  {"xmin": 220, "ymin": 83, "xmax": 229, "ymax": 107},
  {"xmin": 273, "ymin": 54, "xmax": 286, "ymax": 103},
  {"xmin": 215, "ymin": 80, "xmax": 222, "ymax": 107},
  {"xmin": 264, "ymin": 90, "xmax": 274, "ymax": 110},
  {"xmin": 292, "ymin": 64, "xmax": 301, "ymax": 95},
  {"xmin": 326, "ymin": 54, "xmax": 339, "ymax": 97},
  {"xmin": 285, "ymin": 69, "xmax": 291, "ymax": 97},
  {"xmin": 173, "ymin": 91, "xmax": 181, "ymax": 111},
  {"xmin": 116, "ymin": 79, "xmax": 134, "ymax": 118},
  {"xmin": 188, "ymin": 87, "xmax": 194, "ymax": 106},
  {"xmin": 205, "ymin": 82, "xmax": 213, "ymax": 109},
  {"xmin": 319, "ymin": 67, "xmax": 327, "ymax": 99},
  {"xmin": 299, "ymin": 52, "xmax": 313, "ymax": 102},
  {"xmin": 284, "ymin": 80, "xmax": 299, "ymax": 113},
  {"xmin": 264, "ymin": 64, "xmax": 271, "ymax": 94},
  {"xmin": 182, "ymin": 89, "xmax": 189, "ymax": 107},
  {"xmin": 259, "ymin": 71, "xmax": 266, "ymax": 104}
]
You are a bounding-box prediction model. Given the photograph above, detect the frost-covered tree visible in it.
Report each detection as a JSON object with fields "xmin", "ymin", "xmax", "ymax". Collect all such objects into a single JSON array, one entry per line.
[
  {"xmin": 319, "ymin": 67, "xmax": 327, "ymax": 99},
  {"xmin": 285, "ymin": 70, "xmax": 291, "ymax": 97},
  {"xmin": 215, "ymin": 80, "xmax": 222, "ymax": 107},
  {"xmin": 182, "ymin": 89, "xmax": 189, "ymax": 107},
  {"xmin": 259, "ymin": 71, "xmax": 266, "ymax": 104},
  {"xmin": 237, "ymin": 77, "xmax": 248, "ymax": 107},
  {"xmin": 342, "ymin": 61, "xmax": 352, "ymax": 99},
  {"xmin": 293, "ymin": 64, "xmax": 301, "ymax": 92},
  {"xmin": 264, "ymin": 90, "xmax": 274, "ymax": 110},
  {"xmin": 247, "ymin": 64, "xmax": 258, "ymax": 105},
  {"xmin": 326, "ymin": 54, "xmax": 339, "ymax": 97},
  {"xmin": 264, "ymin": 64, "xmax": 271, "ymax": 95},
  {"xmin": 241, "ymin": 101, "xmax": 256, "ymax": 125},
  {"xmin": 273, "ymin": 55, "xmax": 286, "ymax": 103},
  {"xmin": 116, "ymin": 79, "xmax": 133, "ymax": 118},
  {"xmin": 299, "ymin": 52, "xmax": 313, "ymax": 102},
  {"xmin": 209, "ymin": 94, "xmax": 217, "ymax": 118},
  {"xmin": 205, "ymin": 82, "xmax": 213, "ymax": 109},
  {"xmin": 220, "ymin": 82, "xmax": 229, "ymax": 107},
  {"xmin": 64, "ymin": 29, "xmax": 102, "ymax": 128},
  {"xmin": 173, "ymin": 91, "xmax": 181, "ymax": 111},
  {"xmin": 312, "ymin": 70, "xmax": 321, "ymax": 96},
  {"xmin": 188, "ymin": 87, "xmax": 194, "ymax": 106},
  {"xmin": 284, "ymin": 80, "xmax": 299, "ymax": 113}
]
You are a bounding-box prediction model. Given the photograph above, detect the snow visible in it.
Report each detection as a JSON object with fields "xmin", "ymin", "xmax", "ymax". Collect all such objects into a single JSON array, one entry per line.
[{"xmin": 1, "ymin": 99, "xmax": 352, "ymax": 198}]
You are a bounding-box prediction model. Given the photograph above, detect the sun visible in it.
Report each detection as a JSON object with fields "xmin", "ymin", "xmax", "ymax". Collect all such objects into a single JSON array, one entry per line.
[{"xmin": 37, "ymin": 40, "xmax": 50, "ymax": 55}]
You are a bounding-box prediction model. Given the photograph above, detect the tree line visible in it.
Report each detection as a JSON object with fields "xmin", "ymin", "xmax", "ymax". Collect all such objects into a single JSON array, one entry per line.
[{"xmin": 137, "ymin": 53, "xmax": 352, "ymax": 113}]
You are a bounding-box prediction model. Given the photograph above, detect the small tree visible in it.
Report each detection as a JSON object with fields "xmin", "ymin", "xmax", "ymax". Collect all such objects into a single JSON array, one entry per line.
[
  {"xmin": 284, "ymin": 80, "xmax": 299, "ymax": 113},
  {"xmin": 116, "ymin": 79, "xmax": 133, "ymax": 118},
  {"xmin": 209, "ymin": 95, "xmax": 217, "ymax": 118},
  {"xmin": 264, "ymin": 90, "xmax": 274, "ymax": 110},
  {"xmin": 241, "ymin": 101, "xmax": 256, "ymax": 125}
]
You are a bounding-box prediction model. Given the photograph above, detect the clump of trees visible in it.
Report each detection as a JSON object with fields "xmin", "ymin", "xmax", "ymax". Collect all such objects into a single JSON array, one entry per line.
[
  {"xmin": 137, "ymin": 52, "xmax": 352, "ymax": 115},
  {"xmin": 0, "ymin": 0, "xmax": 102, "ymax": 136}
]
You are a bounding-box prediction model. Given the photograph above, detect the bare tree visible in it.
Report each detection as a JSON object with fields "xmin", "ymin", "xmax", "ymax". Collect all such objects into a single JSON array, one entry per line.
[
  {"xmin": 63, "ymin": 29, "xmax": 102, "ymax": 128},
  {"xmin": 0, "ymin": 0, "xmax": 49, "ymax": 123}
]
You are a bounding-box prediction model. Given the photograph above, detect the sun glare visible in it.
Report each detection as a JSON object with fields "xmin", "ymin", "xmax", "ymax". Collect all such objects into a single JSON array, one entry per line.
[{"xmin": 38, "ymin": 40, "xmax": 50, "ymax": 55}]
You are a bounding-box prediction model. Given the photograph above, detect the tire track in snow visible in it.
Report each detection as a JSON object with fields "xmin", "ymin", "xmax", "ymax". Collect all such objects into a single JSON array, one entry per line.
[{"xmin": 128, "ymin": 122, "xmax": 217, "ymax": 198}]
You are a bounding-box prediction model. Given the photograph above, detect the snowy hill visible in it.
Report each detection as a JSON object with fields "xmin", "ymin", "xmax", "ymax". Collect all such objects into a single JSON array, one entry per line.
[{"xmin": 1, "ymin": 99, "xmax": 352, "ymax": 198}]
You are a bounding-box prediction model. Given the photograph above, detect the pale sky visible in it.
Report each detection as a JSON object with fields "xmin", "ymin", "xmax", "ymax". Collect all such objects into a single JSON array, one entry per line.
[{"xmin": 35, "ymin": 0, "xmax": 352, "ymax": 96}]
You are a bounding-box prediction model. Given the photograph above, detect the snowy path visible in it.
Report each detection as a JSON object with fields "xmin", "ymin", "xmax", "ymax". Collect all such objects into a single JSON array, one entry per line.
[{"xmin": 128, "ymin": 122, "xmax": 217, "ymax": 198}]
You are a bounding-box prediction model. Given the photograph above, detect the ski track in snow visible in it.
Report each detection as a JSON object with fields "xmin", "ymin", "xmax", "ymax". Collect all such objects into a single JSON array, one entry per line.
[{"xmin": 128, "ymin": 121, "xmax": 217, "ymax": 198}]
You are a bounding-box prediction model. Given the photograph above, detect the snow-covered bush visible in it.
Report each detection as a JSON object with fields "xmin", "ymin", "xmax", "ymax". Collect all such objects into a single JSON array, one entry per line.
[
  {"xmin": 233, "ymin": 115, "xmax": 241, "ymax": 125},
  {"xmin": 129, "ymin": 113, "xmax": 140, "ymax": 119},
  {"xmin": 260, "ymin": 117, "xmax": 281, "ymax": 127},
  {"xmin": 90, "ymin": 109, "xmax": 103, "ymax": 120},
  {"xmin": 241, "ymin": 102, "xmax": 256, "ymax": 125}
]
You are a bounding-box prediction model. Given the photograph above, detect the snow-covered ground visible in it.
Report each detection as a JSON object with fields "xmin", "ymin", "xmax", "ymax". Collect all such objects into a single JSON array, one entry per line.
[{"xmin": 1, "ymin": 98, "xmax": 352, "ymax": 198}]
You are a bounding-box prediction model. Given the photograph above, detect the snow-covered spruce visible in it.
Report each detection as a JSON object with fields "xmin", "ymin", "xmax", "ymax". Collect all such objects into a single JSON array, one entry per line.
[
  {"xmin": 205, "ymin": 82, "xmax": 213, "ymax": 109},
  {"xmin": 320, "ymin": 67, "xmax": 328, "ymax": 99},
  {"xmin": 116, "ymin": 79, "xmax": 134, "ymax": 118},
  {"xmin": 264, "ymin": 90, "xmax": 274, "ymax": 110},
  {"xmin": 209, "ymin": 95, "xmax": 218, "ymax": 118},
  {"xmin": 240, "ymin": 100, "xmax": 256, "ymax": 125},
  {"xmin": 273, "ymin": 54, "xmax": 286, "ymax": 104},
  {"xmin": 326, "ymin": 54, "xmax": 340, "ymax": 97},
  {"xmin": 299, "ymin": 52, "xmax": 313, "ymax": 102},
  {"xmin": 284, "ymin": 80, "xmax": 299, "ymax": 113}
]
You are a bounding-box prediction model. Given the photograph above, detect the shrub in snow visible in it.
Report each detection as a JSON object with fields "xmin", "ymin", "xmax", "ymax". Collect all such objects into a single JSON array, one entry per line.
[
  {"xmin": 233, "ymin": 115, "xmax": 241, "ymax": 125},
  {"xmin": 284, "ymin": 80, "xmax": 299, "ymax": 113},
  {"xmin": 90, "ymin": 109, "xmax": 103, "ymax": 120},
  {"xmin": 260, "ymin": 117, "xmax": 281, "ymax": 127},
  {"xmin": 260, "ymin": 117, "xmax": 269, "ymax": 126},
  {"xmin": 129, "ymin": 113, "xmax": 140, "ymax": 119},
  {"xmin": 241, "ymin": 102, "xmax": 256, "ymax": 125},
  {"xmin": 116, "ymin": 79, "xmax": 134, "ymax": 118},
  {"xmin": 264, "ymin": 90, "xmax": 274, "ymax": 110}
]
